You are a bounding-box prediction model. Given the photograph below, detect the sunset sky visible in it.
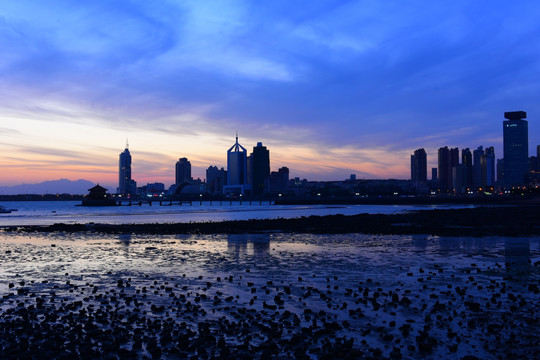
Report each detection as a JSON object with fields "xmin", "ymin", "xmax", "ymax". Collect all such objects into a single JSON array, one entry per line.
[{"xmin": 1, "ymin": 1, "xmax": 539, "ymax": 188}]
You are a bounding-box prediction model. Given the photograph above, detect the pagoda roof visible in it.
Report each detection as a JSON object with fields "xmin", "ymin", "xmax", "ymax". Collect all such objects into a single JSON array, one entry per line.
[{"xmin": 88, "ymin": 184, "xmax": 108, "ymax": 192}]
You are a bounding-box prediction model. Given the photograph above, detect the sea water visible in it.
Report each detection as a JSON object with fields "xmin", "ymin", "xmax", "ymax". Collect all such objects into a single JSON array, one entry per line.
[{"xmin": 0, "ymin": 200, "xmax": 477, "ymax": 226}]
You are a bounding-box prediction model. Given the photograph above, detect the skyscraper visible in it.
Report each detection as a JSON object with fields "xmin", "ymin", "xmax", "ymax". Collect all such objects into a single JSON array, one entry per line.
[
  {"xmin": 225, "ymin": 134, "xmax": 248, "ymax": 194},
  {"xmin": 206, "ymin": 166, "xmax": 226, "ymax": 194},
  {"xmin": 438, "ymin": 146, "xmax": 459, "ymax": 192},
  {"xmin": 503, "ymin": 111, "xmax": 529, "ymax": 186},
  {"xmin": 175, "ymin": 157, "xmax": 192, "ymax": 184},
  {"xmin": 484, "ymin": 146, "xmax": 495, "ymax": 187},
  {"xmin": 473, "ymin": 146, "xmax": 484, "ymax": 188},
  {"xmin": 251, "ymin": 142, "xmax": 270, "ymax": 196},
  {"xmin": 410, "ymin": 148, "xmax": 427, "ymax": 187},
  {"xmin": 450, "ymin": 147, "xmax": 459, "ymax": 191},
  {"xmin": 537, "ymin": 145, "xmax": 540, "ymax": 171},
  {"xmin": 461, "ymin": 148, "xmax": 473, "ymax": 188},
  {"xmin": 438, "ymin": 147, "xmax": 450, "ymax": 192},
  {"xmin": 118, "ymin": 141, "xmax": 134, "ymax": 196}
]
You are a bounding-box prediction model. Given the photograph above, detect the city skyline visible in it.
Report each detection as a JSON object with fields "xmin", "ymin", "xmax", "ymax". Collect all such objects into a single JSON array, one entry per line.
[{"xmin": 1, "ymin": 1, "xmax": 540, "ymax": 186}]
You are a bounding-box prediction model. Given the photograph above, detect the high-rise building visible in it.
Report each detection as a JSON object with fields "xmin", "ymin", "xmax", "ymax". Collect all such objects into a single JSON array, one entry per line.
[
  {"xmin": 224, "ymin": 134, "xmax": 248, "ymax": 194},
  {"xmin": 497, "ymin": 158, "xmax": 504, "ymax": 184},
  {"xmin": 438, "ymin": 147, "xmax": 458, "ymax": 192},
  {"xmin": 484, "ymin": 147, "xmax": 495, "ymax": 187},
  {"xmin": 450, "ymin": 147, "xmax": 459, "ymax": 191},
  {"xmin": 473, "ymin": 146, "xmax": 484, "ymax": 188},
  {"xmin": 410, "ymin": 148, "xmax": 427, "ymax": 188},
  {"xmin": 503, "ymin": 111, "xmax": 529, "ymax": 186},
  {"xmin": 452, "ymin": 164, "xmax": 466, "ymax": 194},
  {"xmin": 461, "ymin": 148, "xmax": 473, "ymax": 188},
  {"xmin": 537, "ymin": 145, "xmax": 540, "ymax": 171},
  {"xmin": 175, "ymin": 157, "xmax": 192, "ymax": 184},
  {"xmin": 206, "ymin": 166, "xmax": 227, "ymax": 194},
  {"xmin": 438, "ymin": 147, "xmax": 450, "ymax": 192},
  {"xmin": 528, "ymin": 156, "xmax": 538, "ymax": 172},
  {"xmin": 251, "ymin": 142, "xmax": 270, "ymax": 196},
  {"xmin": 269, "ymin": 167, "xmax": 289, "ymax": 193},
  {"xmin": 118, "ymin": 142, "xmax": 134, "ymax": 196}
]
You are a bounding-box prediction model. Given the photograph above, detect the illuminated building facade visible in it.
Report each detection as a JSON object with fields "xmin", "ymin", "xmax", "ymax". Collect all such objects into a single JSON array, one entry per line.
[{"xmin": 503, "ymin": 111, "xmax": 528, "ymax": 187}]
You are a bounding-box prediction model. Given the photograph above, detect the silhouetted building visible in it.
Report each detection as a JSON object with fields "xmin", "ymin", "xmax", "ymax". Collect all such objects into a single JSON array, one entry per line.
[
  {"xmin": 529, "ymin": 156, "xmax": 538, "ymax": 172},
  {"xmin": 529, "ymin": 144, "xmax": 540, "ymax": 172},
  {"xmin": 118, "ymin": 142, "xmax": 135, "ymax": 196},
  {"xmin": 462, "ymin": 148, "xmax": 473, "ymax": 188},
  {"xmin": 452, "ymin": 164, "xmax": 466, "ymax": 194},
  {"xmin": 438, "ymin": 147, "xmax": 450, "ymax": 192},
  {"xmin": 175, "ymin": 157, "xmax": 192, "ymax": 184},
  {"xmin": 449, "ymin": 147, "xmax": 459, "ymax": 190},
  {"xmin": 410, "ymin": 148, "xmax": 427, "ymax": 188},
  {"xmin": 224, "ymin": 134, "xmax": 249, "ymax": 195},
  {"xmin": 503, "ymin": 111, "xmax": 529, "ymax": 187},
  {"xmin": 537, "ymin": 145, "xmax": 540, "ymax": 171},
  {"xmin": 438, "ymin": 147, "xmax": 459, "ymax": 192},
  {"xmin": 431, "ymin": 168, "xmax": 438, "ymax": 188},
  {"xmin": 250, "ymin": 142, "xmax": 270, "ymax": 196},
  {"xmin": 206, "ymin": 166, "xmax": 227, "ymax": 194},
  {"xmin": 269, "ymin": 167, "xmax": 289, "ymax": 193},
  {"xmin": 82, "ymin": 184, "xmax": 116, "ymax": 206},
  {"xmin": 497, "ymin": 158, "xmax": 504, "ymax": 184},
  {"xmin": 138, "ymin": 182, "xmax": 165, "ymax": 197},
  {"xmin": 485, "ymin": 146, "xmax": 495, "ymax": 187},
  {"xmin": 472, "ymin": 146, "xmax": 484, "ymax": 188}
]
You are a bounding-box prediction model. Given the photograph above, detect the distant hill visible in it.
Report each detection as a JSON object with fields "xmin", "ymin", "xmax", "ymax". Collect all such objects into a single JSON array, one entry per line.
[{"xmin": 0, "ymin": 179, "xmax": 113, "ymax": 195}]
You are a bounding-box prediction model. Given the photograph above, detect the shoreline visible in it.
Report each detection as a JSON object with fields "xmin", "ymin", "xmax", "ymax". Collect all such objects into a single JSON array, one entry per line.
[{"xmin": 3, "ymin": 205, "xmax": 540, "ymax": 236}]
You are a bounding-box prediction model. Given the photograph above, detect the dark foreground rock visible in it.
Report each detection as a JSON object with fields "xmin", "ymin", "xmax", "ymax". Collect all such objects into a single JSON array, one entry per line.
[{"xmin": 2, "ymin": 205, "xmax": 540, "ymax": 236}]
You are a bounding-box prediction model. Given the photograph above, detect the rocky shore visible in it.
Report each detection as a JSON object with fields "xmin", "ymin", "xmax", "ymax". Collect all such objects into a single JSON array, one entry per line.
[
  {"xmin": 3, "ymin": 205, "xmax": 540, "ymax": 236},
  {"xmin": 1, "ymin": 232, "xmax": 538, "ymax": 359}
]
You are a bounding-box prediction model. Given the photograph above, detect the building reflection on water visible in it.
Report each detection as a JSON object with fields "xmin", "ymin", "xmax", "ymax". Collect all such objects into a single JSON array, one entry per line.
[
  {"xmin": 505, "ymin": 237, "xmax": 531, "ymax": 280},
  {"xmin": 118, "ymin": 234, "xmax": 132, "ymax": 256},
  {"xmin": 410, "ymin": 235, "xmax": 533, "ymax": 282},
  {"xmin": 412, "ymin": 234, "xmax": 428, "ymax": 250},
  {"xmin": 227, "ymin": 234, "xmax": 270, "ymax": 260},
  {"xmin": 118, "ymin": 233, "xmax": 132, "ymax": 244}
]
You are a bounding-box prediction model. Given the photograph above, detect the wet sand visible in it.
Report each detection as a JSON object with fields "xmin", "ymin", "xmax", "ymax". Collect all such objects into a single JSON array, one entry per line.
[{"xmin": 1, "ymin": 233, "xmax": 538, "ymax": 359}]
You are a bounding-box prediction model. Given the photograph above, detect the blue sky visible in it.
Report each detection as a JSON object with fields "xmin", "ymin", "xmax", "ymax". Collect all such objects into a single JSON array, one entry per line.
[{"xmin": 0, "ymin": 1, "xmax": 539, "ymax": 186}]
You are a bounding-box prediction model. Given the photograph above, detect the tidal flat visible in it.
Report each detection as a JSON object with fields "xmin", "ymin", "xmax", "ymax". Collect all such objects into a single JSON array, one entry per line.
[{"xmin": 1, "ymin": 232, "xmax": 538, "ymax": 359}]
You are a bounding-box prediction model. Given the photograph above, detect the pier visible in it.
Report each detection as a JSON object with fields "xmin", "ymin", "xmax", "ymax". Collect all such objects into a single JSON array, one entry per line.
[{"xmin": 115, "ymin": 199, "xmax": 274, "ymax": 206}]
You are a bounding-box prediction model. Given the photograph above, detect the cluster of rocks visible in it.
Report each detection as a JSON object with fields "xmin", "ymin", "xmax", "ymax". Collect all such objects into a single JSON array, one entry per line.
[{"xmin": 1, "ymin": 258, "xmax": 538, "ymax": 359}]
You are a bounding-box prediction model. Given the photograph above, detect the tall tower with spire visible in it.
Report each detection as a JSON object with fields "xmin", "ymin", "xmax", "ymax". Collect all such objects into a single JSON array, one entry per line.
[
  {"xmin": 118, "ymin": 141, "xmax": 134, "ymax": 196},
  {"xmin": 227, "ymin": 133, "xmax": 247, "ymax": 187}
]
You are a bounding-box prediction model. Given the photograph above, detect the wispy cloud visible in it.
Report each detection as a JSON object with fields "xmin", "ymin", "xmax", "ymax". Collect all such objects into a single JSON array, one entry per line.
[{"xmin": 0, "ymin": 1, "xmax": 539, "ymax": 185}]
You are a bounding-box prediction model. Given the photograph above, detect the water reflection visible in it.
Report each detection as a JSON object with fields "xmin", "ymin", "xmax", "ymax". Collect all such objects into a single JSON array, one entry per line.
[
  {"xmin": 227, "ymin": 234, "xmax": 270, "ymax": 260},
  {"xmin": 438, "ymin": 236, "xmax": 461, "ymax": 251},
  {"xmin": 505, "ymin": 237, "xmax": 530, "ymax": 280},
  {"xmin": 118, "ymin": 234, "xmax": 132, "ymax": 245},
  {"xmin": 118, "ymin": 234, "xmax": 131, "ymax": 256},
  {"xmin": 412, "ymin": 234, "xmax": 427, "ymax": 250},
  {"xmin": 251, "ymin": 234, "xmax": 270, "ymax": 257}
]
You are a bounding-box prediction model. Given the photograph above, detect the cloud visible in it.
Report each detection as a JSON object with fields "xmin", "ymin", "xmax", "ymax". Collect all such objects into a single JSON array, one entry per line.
[{"xmin": 1, "ymin": 1, "xmax": 540, "ymax": 184}]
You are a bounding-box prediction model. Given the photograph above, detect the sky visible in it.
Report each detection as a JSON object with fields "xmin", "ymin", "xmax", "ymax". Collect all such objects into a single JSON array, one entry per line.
[{"xmin": 0, "ymin": 1, "xmax": 539, "ymax": 188}]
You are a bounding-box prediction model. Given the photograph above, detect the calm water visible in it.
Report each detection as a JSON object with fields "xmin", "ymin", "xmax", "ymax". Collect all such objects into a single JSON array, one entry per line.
[{"xmin": 0, "ymin": 201, "xmax": 477, "ymax": 226}]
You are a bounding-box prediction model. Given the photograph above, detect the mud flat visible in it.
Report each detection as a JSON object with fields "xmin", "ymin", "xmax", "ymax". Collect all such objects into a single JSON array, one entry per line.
[
  {"xmin": 3, "ymin": 205, "xmax": 540, "ymax": 236},
  {"xmin": 1, "ymin": 232, "xmax": 539, "ymax": 359}
]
